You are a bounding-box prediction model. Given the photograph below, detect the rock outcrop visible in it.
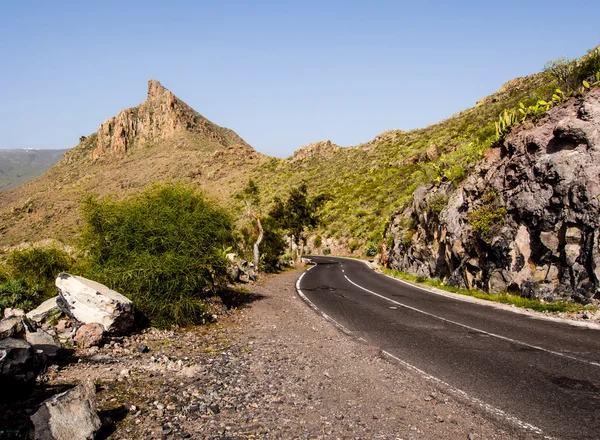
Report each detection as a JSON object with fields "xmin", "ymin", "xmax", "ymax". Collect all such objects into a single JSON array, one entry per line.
[
  {"xmin": 384, "ymin": 86, "xmax": 600, "ymax": 303},
  {"xmin": 55, "ymin": 274, "xmax": 134, "ymax": 334},
  {"xmin": 289, "ymin": 140, "xmax": 341, "ymax": 162},
  {"xmin": 91, "ymin": 79, "xmax": 251, "ymax": 159}
]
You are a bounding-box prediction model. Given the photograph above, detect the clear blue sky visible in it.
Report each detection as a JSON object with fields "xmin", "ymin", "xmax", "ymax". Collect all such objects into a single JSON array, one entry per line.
[{"xmin": 1, "ymin": 1, "xmax": 599, "ymax": 157}]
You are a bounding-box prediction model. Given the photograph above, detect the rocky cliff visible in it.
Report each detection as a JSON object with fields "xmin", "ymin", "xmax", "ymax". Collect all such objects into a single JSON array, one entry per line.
[
  {"xmin": 384, "ymin": 86, "xmax": 600, "ymax": 304},
  {"xmin": 91, "ymin": 80, "xmax": 252, "ymax": 159}
]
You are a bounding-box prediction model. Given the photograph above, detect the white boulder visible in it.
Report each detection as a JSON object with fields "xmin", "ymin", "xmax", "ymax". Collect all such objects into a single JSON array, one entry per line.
[{"xmin": 55, "ymin": 273, "xmax": 134, "ymax": 335}]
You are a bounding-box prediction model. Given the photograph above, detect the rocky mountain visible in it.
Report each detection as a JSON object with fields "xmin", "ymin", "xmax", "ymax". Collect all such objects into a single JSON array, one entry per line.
[
  {"xmin": 0, "ymin": 149, "xmax": 67, "ymax": 191},
  {"xmin": 384, "ymin": 86, "xmax": 600, "ymax": 303},
  {"xmin": 0, "ymin": 80, "xmax": 265, "ymax": 245}
]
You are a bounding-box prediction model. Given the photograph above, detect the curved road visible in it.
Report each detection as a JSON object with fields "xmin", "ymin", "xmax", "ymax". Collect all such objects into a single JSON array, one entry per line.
[{"xmin": 297, "ymin": 256, "xmax": 600, "ymax": 439}]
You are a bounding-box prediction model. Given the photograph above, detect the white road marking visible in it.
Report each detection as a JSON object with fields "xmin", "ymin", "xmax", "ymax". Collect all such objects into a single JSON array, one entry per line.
[
  {"xmin": 295, "ymin": 266, "xmax": 552, "ymax": 439},
  {"xmin": 380, "ymin": 350, "xmax": 552, "ymax": 439},
  {"xmin": 344, "ymin": 274, "xmax": 600, "ymax": 368}
]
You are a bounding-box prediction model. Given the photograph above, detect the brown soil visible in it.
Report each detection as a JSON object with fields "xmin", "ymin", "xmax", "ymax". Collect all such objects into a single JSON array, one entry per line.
[{"xmin": 36, "ymin": 269, "xmax": 540, "ymax": 439}]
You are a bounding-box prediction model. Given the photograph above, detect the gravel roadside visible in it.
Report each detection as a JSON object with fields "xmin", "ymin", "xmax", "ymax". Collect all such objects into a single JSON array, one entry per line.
[{"xmin": 33, "ymin": 267, "xmax": 542, "ymax": 439}]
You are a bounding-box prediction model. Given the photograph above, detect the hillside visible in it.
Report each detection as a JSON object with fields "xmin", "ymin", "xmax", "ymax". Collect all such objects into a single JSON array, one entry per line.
[
  {"xmin": 0, "ymin": 149, "xmax": 67, "ymax": 191},
  {"xmin": 0, "ymin": 52, "xmax": 596, "ymax": 258},
  {"xmin": 0, "ymin": 80, "xmax": 265, "ymax": 246}
]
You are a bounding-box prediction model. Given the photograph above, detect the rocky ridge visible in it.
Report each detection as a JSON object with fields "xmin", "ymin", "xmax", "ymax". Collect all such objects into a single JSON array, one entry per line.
[
  {"xmin": 288, "ymin": 140, "xmax": 341, "ymax": 162},
  {"xmin": 92, "ymin": 80, "xmax": 251, "ymax": 160},
  {"xmin": 384, "ymin": 86, "xmax": 600, "ymax": 303}
]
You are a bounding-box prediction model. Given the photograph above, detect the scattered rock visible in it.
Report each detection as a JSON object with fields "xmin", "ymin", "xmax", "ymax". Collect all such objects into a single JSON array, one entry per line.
[
  {"xmin": 4, "ymin": 307, "xmax": 25, "ymax": 318},
  {"xmin": 26, "ymin": 329, "xmax": 62, "ymax": 361},
  {"xmin": 74, "ymin": 323, "xmax": 105, "ymax": 349},
  {"xmin": 136, "ymin": 343, "xmax": 150, "ymax": 353},
  {"xmin": 0, "ymin": 316, "xmax": 26, "ymax": 339},
  {"xmin": 30, "ymin": 379, "xmax": 101, "ymax": 440},
  {"xmin": 0, "ymin": 338, "xmax": 38, "ymax": 397},
  {"xmin": 55, "ymin": 273, "xmax": 134, "ymax": 335},
  {"xmin": 27, "ymin": 296, "xmax": 62, "ymax": 324}
]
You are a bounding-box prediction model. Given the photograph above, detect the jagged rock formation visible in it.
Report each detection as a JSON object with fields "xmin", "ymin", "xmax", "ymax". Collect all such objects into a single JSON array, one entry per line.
[
  {"xmin": 289, "ymin": 140, "xmax": 341, "ymax": 162},
  {"xmin": 384, "ymin": 87, "xmax": 600, "ymax": 303},
  {"xmin": 92, "ymin": 80, "xmax": 251, "ymax": 159}
]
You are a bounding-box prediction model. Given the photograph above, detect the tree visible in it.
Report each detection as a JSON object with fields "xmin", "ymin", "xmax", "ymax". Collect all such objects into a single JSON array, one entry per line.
[
  {"xmin": 235, "ymin": 180, "xmax": 264, "ymax": 274},
  {"xmin": 544, "ymin": 57, "xmax": 576, "ymax": 91},
  {"xmin": 270, "ymin": 183, "xmax": 328, "ymax": 261}
]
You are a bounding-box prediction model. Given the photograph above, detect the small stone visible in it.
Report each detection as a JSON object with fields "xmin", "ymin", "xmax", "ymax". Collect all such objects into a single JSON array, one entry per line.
[
  {"xmin": 74, "ymin": 323, "xmax": 105, "ymax": 349},
  {"xmin": 4, "ymin": 308, "xmax": 25, "ymax": 318},
  {"xmin": 120, "ymin": 368, "xmax": 130, "ymax": 377},
  {"xmin": 136, "ymin": 343, "xmax": 150, "ymax": 353}
]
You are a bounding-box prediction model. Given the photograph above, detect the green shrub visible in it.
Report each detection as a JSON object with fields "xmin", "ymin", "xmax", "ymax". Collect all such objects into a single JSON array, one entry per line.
[
  {"xmin": 0, "ymin": 279, "xmax": 43, "ymax": 312},
  {"xmin": 364, "ymin": 241, "xmax": 378, "ymax": 257},
  {"xmin": 428, "ymin": 194, "xmax": 448, "ymax": 219},
  {"xmin": 258, "ymin": 216, "xmax": 287, "ymax": 273},
  {"xmin": 313, "ymin": 235, "xmax": 322, "ymax": 248},
  {"xmin": 467, "ymin": 191, "xmax": 507, "ymax": 242},
  {"xmin": 323, "ymin": 247, "xmax": 331, "ymax": 255},
  {"xmin": 78, "ymin": 183, "xmax": 234, "ymax": 328},
  {"xmin": 348, "ymin": 240, "xmax": 359, "ymax": 253},
  {"xmin": 6, "ymin": 247, "xmax": 73, "ymax": 298}
]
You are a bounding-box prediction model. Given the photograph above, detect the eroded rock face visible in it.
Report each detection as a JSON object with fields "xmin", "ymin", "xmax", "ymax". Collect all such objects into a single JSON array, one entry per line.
[
  {"xmin": 55, "ymin": 274, "xmax": 134, "ymax": 335},
  {"xmin": 92, "ymin": 79, "xmax": 250, "ymax": 159},
  {"xmin": 385, "ymin": 87, "xmax": 600, "ymax": 303},
  {"xmin": 30, "ymin": 380, "xmax": 101, "ymax": 440}
]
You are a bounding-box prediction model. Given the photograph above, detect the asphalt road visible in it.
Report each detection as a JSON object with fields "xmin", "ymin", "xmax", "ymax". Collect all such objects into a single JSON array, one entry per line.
[{"xmin": 297, "ymin": 256, "xmax": 600, "ymax": 439}]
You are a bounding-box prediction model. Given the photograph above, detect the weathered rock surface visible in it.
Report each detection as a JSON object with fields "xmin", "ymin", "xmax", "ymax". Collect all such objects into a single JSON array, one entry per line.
[
  {"xmin": 0, "ymin": 338, "xmax": 38, "ymax": 396},
  {"xmin": 74, "ymin": 323, "xmax": 104, "ymax": 349},
  {"xmin": 92, "ymin": 79, "xmax": 251, "ymax": 159},
  {"xmin": 30, "ymin": 379, "xmax": 101, "ymax": 440},
  {"xmin": 55, "ymin": 274, "xmax": 134, "ymax": 335},
  {"xmin": 27, "ymin": 297, "xmax": 62, "ymax": 324},
  {"xmin": 385, "ymin": 87, "xmax": 600, "ymax": 303}
]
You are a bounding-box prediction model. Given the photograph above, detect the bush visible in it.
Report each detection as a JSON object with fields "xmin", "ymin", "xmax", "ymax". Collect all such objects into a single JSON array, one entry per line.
[
  {"xmin": 0, "ymin": 279, "xmax": 43, "ymax": 312},
  {"xmin": 78, "ymin": 183, "xmax": 234, "ymax": 328},
  {"xmin": 364, "ymin": 241, "xmax": 378, "ymax": 257},
  {"xmin": 258, "ymin": 216, "xmax": 287, "ymax": 273},
  {"xmin": 348, "ymin": 240, "xmax": 359, "ymax": 253},
  {"xmin": 313, "ymin": 235, "xmax": 322, "ymax": 248},
  {"xmin": 323, "ymin": 247, "xmax": 331, "ymax": 255},
  {"xmin": 467, "ymin": 190, "xmax": 507, "ymax": 242},
  {"xmin": 6, "ymin": 247, "xmax": 73, "ymax": 298}
]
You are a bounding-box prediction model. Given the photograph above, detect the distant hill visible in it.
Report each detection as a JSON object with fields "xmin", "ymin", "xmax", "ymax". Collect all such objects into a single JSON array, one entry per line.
[{"xmin": 0, "ymin": 149, "xmax": 67, "ymax": 191}]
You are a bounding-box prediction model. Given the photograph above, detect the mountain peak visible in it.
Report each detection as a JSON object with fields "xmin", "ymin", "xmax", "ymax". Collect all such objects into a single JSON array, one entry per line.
[
  {"xmin": 90, "ymin": 80, "xmax": 251, "ymax": 160},
  {"xmin": 147, "ymin": 79, "xmax": 170, "ymax": 100}
]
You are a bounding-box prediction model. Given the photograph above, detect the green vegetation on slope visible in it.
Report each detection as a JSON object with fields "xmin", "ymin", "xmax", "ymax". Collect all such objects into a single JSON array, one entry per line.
[
  {"xmin": 382, "ymin": 268, "xmax": 595, "ymax": 314},
  {"xmin": 249, "ymin": 46, "xmax": 600, "ymax": 252}
]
